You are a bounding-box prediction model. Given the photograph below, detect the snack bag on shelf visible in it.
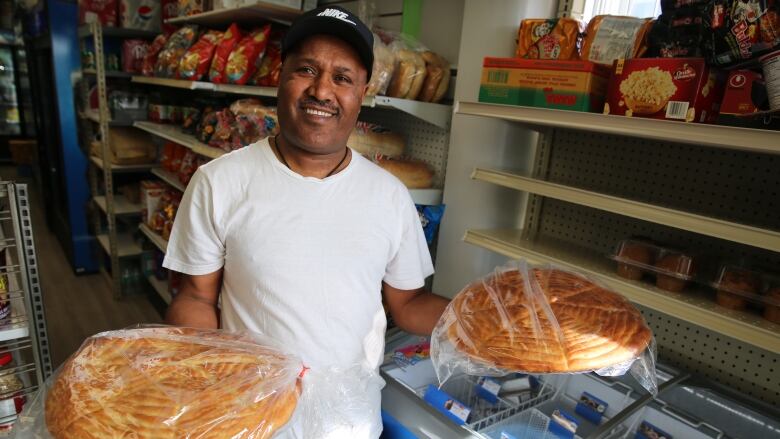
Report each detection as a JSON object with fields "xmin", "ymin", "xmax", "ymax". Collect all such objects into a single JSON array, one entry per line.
[
  {"xmin": 208, "ymin": 108, "xmax": 237, "ymax": 151},
  {"xmin": 142, "ymin": 34, "xmax": 168, "ymax": 77},
  {"xmin": 373, "ymin": 155, "xmax": 433, "ymax": 189},
  {"xmin": 252, "ymin": 29, "xmax": 284, "ymax": 87},
  {"xmin": 647, "ymin": 6, "xmax": 707, "ymax": 58},
  {"xmin": 161, "ymin": 0, "xmax": 178, "ymax": 34},
  {"xmin": 347, "ymin": 121, "xmax": 405, "ymax": 158},
  {"xmin": 141, "ymin": 180, "xmax": 165, "ymax": 226},
  {"xmin": 177, "ymin": 30, "xmax": 223, "ymax": 81},
  {"xmin": 581, "ymin": 15, "xmax": 654, "ymax": 65},
  {"xmin": 515, "ymin": 18, "xmax": 583, "ymax": 60},
  {"xmin": 78, "ymin": 0, "xmax": 118, "ymax": 26},
  {"xmin": 430, "ymin": 260, "xmax": 658, "ymax": 395},
  {"xmin": 229, "ymin": 99, "xmax": 279, "ymax": 146},
  {"xmin": 169, "ymin": 143, "xmax": 188, "ymax": 173},
  {"xmin": 226, "ymin": 24, "xmax": 272, "ymax": 85},
  {"xmin": 419, "ymin": 51, "xmax": 450, "ymax": 103},
  {"xmin": 366, "ymin": 34, "xmax": 395, "ymax": 96},
  {"xmin": 119, "ymin": 0, "xmax": 161, "ymax": 32},
  {"xmin": 209, "ymin": 23, "xmax": 243, "ymax": 84},
  {"xmin": 178, "ymin": 150, "xmax": 199, "ymax": 185},
  {"xmin": 154, "ymin": 25, "xmax": 199, "ymax": 78},
  {"xmin": 177, "ymin": 0, "xmax": 204, "ymax": 16},
  {"xmin": 121, "ymin": 40, "xmax": 148, "ymax": 73},
  {"xmin": 703, "ymin": 0, "xmax": 780, "ymax": 65},
  {"xmin": 197, "ymin": 107, "xmax": 219, "ymax": 144}
]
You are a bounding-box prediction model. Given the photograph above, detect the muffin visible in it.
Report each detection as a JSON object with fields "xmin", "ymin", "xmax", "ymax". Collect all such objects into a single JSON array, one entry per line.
[
  {"xmin": 655, "ymin": 254, "xmax": 695, "ymax": 292},
  {"xmin": 763, "ymin": 288, "xmax": 780, "ymax": 324},
  {"xmin": 616, "ymin": 242, "xmax": 654, "ymax": 280},
  {"xmin": 715, "ymin": 268, "xmax": 761, "ymax": 311}
]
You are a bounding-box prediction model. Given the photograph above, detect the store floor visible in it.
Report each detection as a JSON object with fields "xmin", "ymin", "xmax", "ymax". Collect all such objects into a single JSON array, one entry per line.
[{"xmin": 1, "ymin": 167, "xmax": 163, "ymax": 368}]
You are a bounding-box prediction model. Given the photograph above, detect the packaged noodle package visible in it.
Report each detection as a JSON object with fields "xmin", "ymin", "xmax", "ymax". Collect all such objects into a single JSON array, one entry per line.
[
  {"xmin": 13, "ymin": 326, "xmax": 383, "ymax": 439},
  {"xmin": 581, "ymin": 15, "xmax": 654, "ymax": 65},
  {"xmin": 431, "ymin": 260, "xmax": 658, "ymax": 395}
]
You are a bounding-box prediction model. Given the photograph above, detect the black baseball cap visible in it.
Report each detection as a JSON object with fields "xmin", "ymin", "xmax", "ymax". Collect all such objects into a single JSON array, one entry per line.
[{"xmin": 281, "ymin": 5, "xmax": 374, "ymax": 81}]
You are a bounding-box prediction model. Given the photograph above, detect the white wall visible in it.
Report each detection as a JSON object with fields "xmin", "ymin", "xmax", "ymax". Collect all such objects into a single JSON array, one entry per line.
[{"xmin": 432, "ymin": 0, "xmax": 556, "ymax": 297}]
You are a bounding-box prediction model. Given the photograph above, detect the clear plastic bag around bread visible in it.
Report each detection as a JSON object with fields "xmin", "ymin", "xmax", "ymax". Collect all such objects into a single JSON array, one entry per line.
[
  {"xmin": 431, "ymin": 260, "xmax": 658, "ymax": 395},
  {"xmin": 378, "ymin": 30, "xmax": 429, "ymax": 100},
  {"xmin": 12, "ymin": 325, "xmax": 381, "ymax": 439},
  {"xmin": 366, "ymin": 33, "xmax": 395, "ymax": 96}
]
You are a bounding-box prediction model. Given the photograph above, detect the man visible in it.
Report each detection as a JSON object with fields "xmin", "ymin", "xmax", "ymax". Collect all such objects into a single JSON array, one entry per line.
[{"xmin": 163, "ymin": 5, "xmax": 450, "ymax": 437}]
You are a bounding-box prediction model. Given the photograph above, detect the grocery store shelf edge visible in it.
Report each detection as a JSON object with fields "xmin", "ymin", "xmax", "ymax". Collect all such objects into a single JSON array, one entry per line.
[
  {"xmin": 90, "ymin": 156, "xmax": 154, "ymax": 173},
  {"xmin": 96, "ymin": 234, "xmax": 142, "ymax": 258},
  {"xmin": 456, "ymin": 101, "xmax": 780, "ymax": 155},
  {"xmin": 133, "ymin": 121, "xmax": 225, "ymax": 159},
  {"xmin": 463, "ymin": 228, "xmax": 780, "ymax": 354},
  {"xmin": 139, "ymin": 223, "xmax": 168, "ymax": 254},
  {"xmin": 93, "ymin": 195, "xmax": 142, "ymax": 216},
  {"xmin": 151, "ymin": 168, "xmax": 186, "ymax": 192},
  {"xmin": 472, "ymin": 168, "xmax": 780, "ymax": 253},
  {"xmin": 165, "ymin": 2, "xmax": 302, "ymax": 26}
]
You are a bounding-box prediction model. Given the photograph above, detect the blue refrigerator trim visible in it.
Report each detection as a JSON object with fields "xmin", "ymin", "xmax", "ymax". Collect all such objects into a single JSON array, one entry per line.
[{"xmin": 49, "ymin": 0, "xmax": 97, "ymax": 273}]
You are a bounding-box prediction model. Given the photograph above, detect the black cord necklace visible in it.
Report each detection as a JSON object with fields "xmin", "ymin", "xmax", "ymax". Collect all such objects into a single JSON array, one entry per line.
[{"xmin": 273, "ymin": 136, "xmax": 349, "ymax": 178}]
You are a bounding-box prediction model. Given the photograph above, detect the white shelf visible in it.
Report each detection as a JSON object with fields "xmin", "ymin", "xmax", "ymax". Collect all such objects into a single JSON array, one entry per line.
[
  {"xmin": 463, "ymin": 228, "xmax": 780, "ymax": 354},
  {"xmin": 78, "ymin": 25, "xmax": 159, "ymax": 39},
  {"xmin": 0, "ymin": 324, "xmax": 29, "ymax": 342},
  {"xmin": 131, "ymin": 76, "xmax": 452, "ymax": 129},
  {"xmin": 472, "ymin": 168, "xmax": 780, "ymax": 253},
  {"xmin": 139, "ymin": 223, "xmax": 168, "ymax": 253},
  {"xmin": 93, "ymin": 195, "xmax": 142, "ymax": 216},
  {"xmin": 83, "ymin": 69, "xmax": 133, "ymax": 78},
  {"xmin": 133, "ymin": 121, "xmax": 225, "ymax": 159},
  {"xmin": 151, "ymin": 168, "xmax": 186, "ymax": 192},
  {"xmin": 456, "ymin": 101, "xmax": 780, "ymax": 155},
  {"xmin": 148, "ymin": 275, "xmax": 172, "ymax": 305},
  {"xmin": 409, "ymin": 189, "xmax": 443, "ymax": 205},
  {"xmin": 90, "ymin": 156, "xmax": 154, "ymax": 173},
  {"xmin": 166, "ymin": 2, "xmax": 302, "ymax": 26},
  {"xmin": 96, "ymin": 233, "xmax": 142, "ymax": 258}
]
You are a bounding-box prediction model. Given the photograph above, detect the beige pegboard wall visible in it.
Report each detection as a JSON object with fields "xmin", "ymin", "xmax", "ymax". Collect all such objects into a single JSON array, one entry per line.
[
  {"xmin": 524, "ymin": 128, "xmax": 780, "ymax": 405},
  {"xmin": 358, "ymin": 106, "xmax": 451, "ymax": 188}
]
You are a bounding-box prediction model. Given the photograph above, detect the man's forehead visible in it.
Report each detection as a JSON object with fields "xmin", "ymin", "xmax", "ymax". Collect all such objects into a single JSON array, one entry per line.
[{"xmin": 287, "ymin": 35, "xmax": 366, "ymax": 71}]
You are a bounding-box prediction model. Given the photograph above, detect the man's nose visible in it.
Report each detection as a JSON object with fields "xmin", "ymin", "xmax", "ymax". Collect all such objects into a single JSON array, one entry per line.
[{"xmin": 306, "ymin": 73, "xmax": 335, "ymax": 103}]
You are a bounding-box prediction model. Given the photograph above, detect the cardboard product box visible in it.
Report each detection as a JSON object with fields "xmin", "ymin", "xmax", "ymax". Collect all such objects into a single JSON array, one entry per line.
[
  {"xmin": 604, "ymin": 58, "xmax": 724, "ymax": 123},
  {"xmin": 91, "ymin": 128, "xmax": 156, "ymax": 165},
  {"xmin": 479, "ymin": 57, "xmax": 610, "ymax": 112},
  {"xmin": 119, "ymin": 0, "xmax": 161, "ymax": 32},
  {"xmin": 718, "ymin": 70, "xmax": 780, "ymax": 130},
  {"xmin": 140, "ymin": 180, "xmax": 165, "ymax": 226}
]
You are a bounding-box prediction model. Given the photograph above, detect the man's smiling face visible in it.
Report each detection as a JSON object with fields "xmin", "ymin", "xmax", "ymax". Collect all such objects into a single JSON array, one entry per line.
[{"xmin": 276, "ymin": 34, "xmax": 368, "ymax": 155}]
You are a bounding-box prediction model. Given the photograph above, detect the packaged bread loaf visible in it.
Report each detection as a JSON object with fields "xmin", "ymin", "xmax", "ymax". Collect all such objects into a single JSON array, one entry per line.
[
  {"xmin": 388, "ymin": 48, "xmax": 426, "ymax": 99},
  {"xmin": 431, "ymin": 260, "xmax": 658, "ymax": 394},
  {"xmin": 515, "ymin": 18, "xmax": 583, "ymax": 60},
  {"xmin": 366, "ymin": 34, "xmax": 395, "ymax": 96},
  {"xmin": 374, "ymin": 156, "xmax": 433, "ymax": 189},
  {"xmin": 347, "ymin": 122, "xmax": 405, "ymax": 158},
  {"xmin": 581, "ymin": 15, "xmax": 654, "ymax": 65},
  {"xmin": 419, "ymin": 51, "xmax": 450, "ymax": 103}
]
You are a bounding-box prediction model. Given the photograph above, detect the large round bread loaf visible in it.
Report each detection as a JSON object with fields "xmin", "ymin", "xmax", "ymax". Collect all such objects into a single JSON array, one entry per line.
[
  {"xmin": 45, "ymin": 327, "xmax": 300, "ymax": 439},
  {"xmin": 447, "ymin": 268, "xmax": 652, "ymax": 373}
]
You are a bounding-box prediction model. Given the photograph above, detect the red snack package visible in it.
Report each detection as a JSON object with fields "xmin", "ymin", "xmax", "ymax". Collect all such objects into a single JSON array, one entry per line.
[
  {"xmin": 142, "ymin": 34, "xmax": 168, "ymax": 76},
  {"xmin": 160, "ymin": 141, "xmax": 177, "ymax": 171},
  {"xmin": 161, "ymin": 0, "xmax": 178, "ymax": 34},
  {"xmin": 177, "ymin": 30, "xmax": 222, "ymax": 80},
  {"xmin": 253, "ymin": 31, "xmax": 283, "ymax": 86},
  {"xmin": 155, "ymin": 25, "xmax": 199, "ymax": 78},
  {"xmin": 225, "ymin": 24, "xmax": 271, "ymax": 85},
  {"xmin": 209, "ymin": 23, "xmax": 243, "ymax": 84},
  {"xmin": 122, "ymin": 39, "xmax": 149, "ymax": 73},
  {"xmin": 178, "ymin": 150, "xmax": 198, "ymax": 185},
  {"xmin": 79, "ymin": 0, "xmax": 118, "ymax": 26},
  {"xmin": 169, "ymin": 144, "xmax": 188, "ymax": 172}
]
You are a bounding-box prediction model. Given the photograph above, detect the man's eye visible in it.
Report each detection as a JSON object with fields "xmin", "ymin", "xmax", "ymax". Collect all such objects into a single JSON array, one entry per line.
[
  {"xmin": 335, "ymin": 75, "xmax": 353, "ymax": 84},
  {"xmin": 298, "ymin": 66, "xmax": 315, "ymax": 75}
]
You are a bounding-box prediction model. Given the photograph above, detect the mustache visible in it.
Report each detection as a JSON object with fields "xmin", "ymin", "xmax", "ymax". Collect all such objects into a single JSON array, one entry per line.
[{"xmin": 299, "ymin": 97, "xmax": 339, "ymax": 114}]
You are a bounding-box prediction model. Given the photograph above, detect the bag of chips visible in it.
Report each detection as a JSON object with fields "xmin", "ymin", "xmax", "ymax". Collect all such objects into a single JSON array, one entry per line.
[
  {"xmin": 253, "ymin": 30, "xmax": 284, "ymax": 86},
  {"xmin": 209, "ymin": 23, "xmax": 243, "ymax": 84},
  {"xmin": 177, "ymin": 30, "xmax": 222, "ymax": 81},
  {"xmin": 155, "ymin": 25, "xmax": 198, "ymax": 78},
  {"xmin": 515, "ymin": 18, "xmax": 583, "ymax": 60},
  {"xmin": 226, "ymin": 24, "xmax": 272, "ymax": 85},
  {"xmin": 581, "ymin": 15, "xmax": 654, "ymax": 65},
  {"xmin": 122, "ymin": 39, "xmax": 148, "ymax": 73},
  {"xmin": 142, "ymin": 34, "xmax": 168, "ymax": 77},
  {"xmin": 703, "ymin": 0, "xmax": 780, "ymax": 65}
]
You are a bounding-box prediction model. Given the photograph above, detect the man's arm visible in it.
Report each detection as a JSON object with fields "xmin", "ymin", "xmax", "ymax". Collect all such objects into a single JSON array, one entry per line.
[
  {"xmin": 165, "ymin": 269, "xmax": 223, "ymax": 329},
  {"xmin": 382, "ymin": 281, "xmax": 450, "ymax": 335}
]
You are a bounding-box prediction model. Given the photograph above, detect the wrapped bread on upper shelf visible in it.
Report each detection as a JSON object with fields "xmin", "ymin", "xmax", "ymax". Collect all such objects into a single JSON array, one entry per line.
[
  {"xmin": 431, "ymin": 260, "xmax": 658, "ymax": 395},
  {"xmin": 366, "ymin": 33, "xmax": 395, "ymax": 96},
  {"xmin": 419, "ymin": 51, "xmax": 451, "ymax": 103},
  {"xmin": 347, "ymin": 121, "xmax": 405, "ymax": 158},
  {"xmin": 374, "ymin": 156, "xmax": 434, "ymax": 189},
  {"xmin": 377, "ymin": 30, "xmax": 451, "ymax": 102},
  {"xmin": 387, "ymin": 48, "xmax": 426, "ymax": 100},
  {"xmin": 14, "ymin": 326, "xmax": 384, "ymax": 439}
]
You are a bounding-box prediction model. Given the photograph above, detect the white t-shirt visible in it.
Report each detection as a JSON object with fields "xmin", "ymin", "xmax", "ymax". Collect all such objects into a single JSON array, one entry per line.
[{"xmin": 163, "ymin": 138, "xmax": 434, "ymax": 438}]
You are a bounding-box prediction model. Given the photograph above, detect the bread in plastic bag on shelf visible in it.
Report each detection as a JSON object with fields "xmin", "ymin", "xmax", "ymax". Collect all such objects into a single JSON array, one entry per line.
[
  {"xmin": 366, "ymin": 33, "xmax": 395, "ymax": 96},
  {"xmin": 419, "ymin": 51, "xmax": 450, "ymax": 103},
  {"xmin": 431, "ymin": 260, "xmax": 658, "ymax": 395},
  {"xmin": 13, "ymin": 325, "xmax": 383, "ymax": 439}
]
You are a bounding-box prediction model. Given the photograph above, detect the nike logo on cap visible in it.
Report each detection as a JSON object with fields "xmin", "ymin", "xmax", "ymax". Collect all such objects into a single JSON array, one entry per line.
[{"xmin": 317, "ymin": 8, "xmax": 356, "ymax": 25}]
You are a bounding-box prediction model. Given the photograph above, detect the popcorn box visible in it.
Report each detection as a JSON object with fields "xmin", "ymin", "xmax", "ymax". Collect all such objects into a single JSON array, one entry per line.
[
  {"xmin": 479, "ymin": 57, "xmax": 610, "ymax": 112},
  {"xmin": 604, "ymin": 58, "xmax": 724, "ymax": 123}
]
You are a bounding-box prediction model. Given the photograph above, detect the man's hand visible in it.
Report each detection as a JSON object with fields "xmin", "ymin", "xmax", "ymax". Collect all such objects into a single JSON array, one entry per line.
[
  {"xmin": 382, "ymin": 281, "xmax": 450, "ymax": 336},
  {"xmin": 165, "ymin": 270, "xmax": 223, "ymax": 329}
]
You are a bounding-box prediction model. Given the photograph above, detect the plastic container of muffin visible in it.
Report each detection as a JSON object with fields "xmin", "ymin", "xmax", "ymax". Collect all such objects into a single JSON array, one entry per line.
[
  {"xmin": 609, "ymin": 240, "xmax": 697, "ymax": 292},
  {"xmin": 711, "ymin": 265, "xmax": 780, "ymax": 324}
]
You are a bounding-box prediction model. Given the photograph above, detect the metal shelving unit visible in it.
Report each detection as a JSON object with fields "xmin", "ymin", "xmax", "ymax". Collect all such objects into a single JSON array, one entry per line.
[
  {"xmin": 0, "ymin": 182, "xmax": 51, "ymax": 432},
  {"xmin": 151, "ymin": 168, "xmax": 186, "ymax": 193},
  {"xmin": 78, "ymin": 22, "xmax": 156, "ymax": 299},
  {"xmin": 138, "ymin": 223, "xmax": 167, "ymax": 254},
  {"xmin": 133, "ymin": 121, "xmax": 225, "ymax": 159}
]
